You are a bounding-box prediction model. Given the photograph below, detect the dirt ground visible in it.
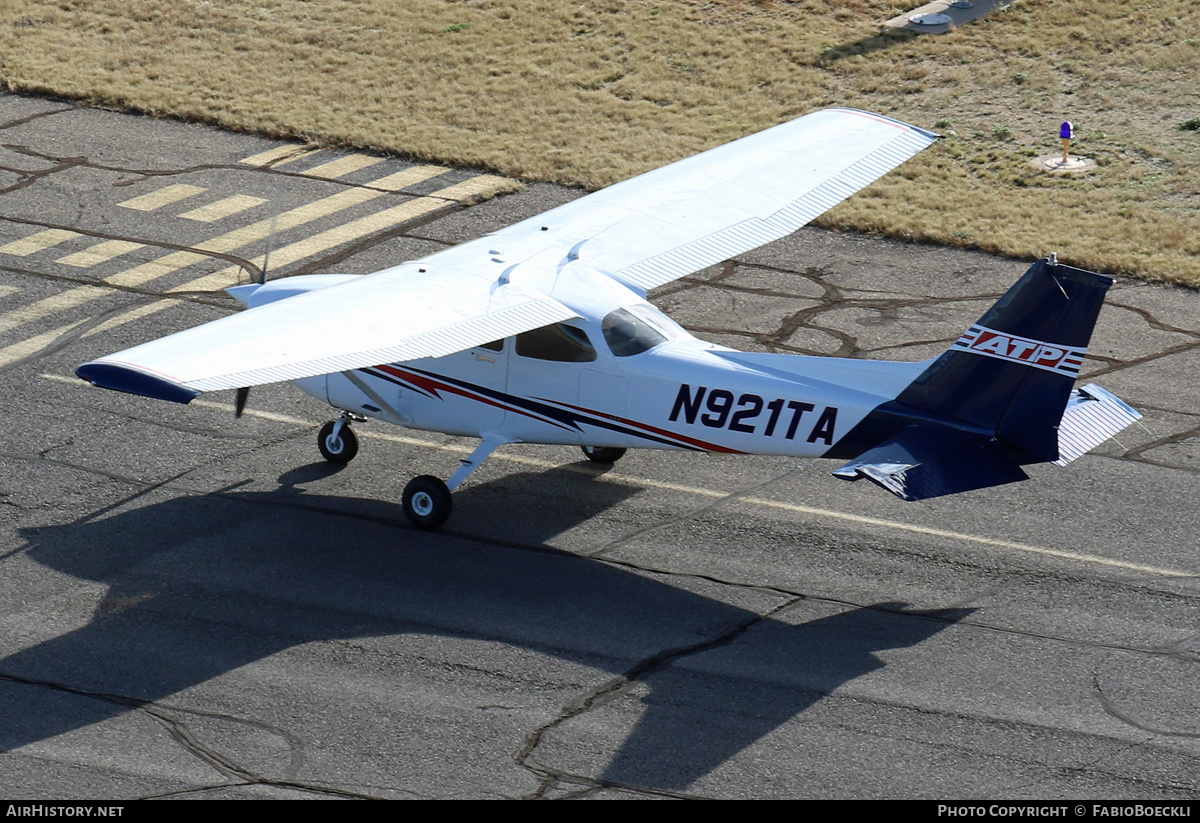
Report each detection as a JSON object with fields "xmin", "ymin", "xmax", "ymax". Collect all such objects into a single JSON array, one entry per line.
[{"xmin": 0, "ymin": 1, "xmax": 1196, "ymax": 282}]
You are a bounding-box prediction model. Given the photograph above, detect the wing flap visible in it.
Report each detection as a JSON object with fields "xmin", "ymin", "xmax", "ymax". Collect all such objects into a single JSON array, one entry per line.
[
  {"xmin": 77, "ymin": 264, "xmax": 576, "ymax": 397},
  {"xmin": 611, "ymin": 122, "xmax": 936, "ymax": 291}
]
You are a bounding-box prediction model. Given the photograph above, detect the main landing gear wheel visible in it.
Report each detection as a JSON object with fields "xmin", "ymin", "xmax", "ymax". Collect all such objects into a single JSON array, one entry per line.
[
  {"xmin": 402, "ymin": 475, "xmax": 453, "ymax": 529},
  {"xmin": 581, "ymin": 445, "xmax": 626, "ymax": 464},
  {"xmin": 318, "ymin": 420, "xmax": 359, "ymax": 464}
]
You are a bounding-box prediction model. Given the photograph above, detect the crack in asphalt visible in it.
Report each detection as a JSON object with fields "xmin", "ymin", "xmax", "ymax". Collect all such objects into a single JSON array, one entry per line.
[
  {"xmin": 1, "ymin": 140, "xmax": 472, "ymax": 199},
  {"xmin": 0, "ymin": 156, "xmax": 87, "ymax": 196},
  {"xmin": 1082, "ymin": 338, "xmax": 1200, "ymax": 380},
  {"xmin": 0, "ymin": 102, "xmax": 78, "ymax": 131},
  {"xmin": 0, "ymin": 670, "xmax": 390, "ymax": 799},
  {"xmin": 1120, "ymin": 421, "xmax": 1200, "ymax": 470},
  {"xmin": 0, "ymin": 214, "xmax": 264, "ymax": 281},
  {"xmin": 1093, "ymin": 669, "xmax": 1200, "ymax": 741},
  {"xmin": 515, "ymin": 594, "xmax": 804, "ymax": 800},
  {"xmin": 659, "ymin": 259, "xmax": 1001, "ymax": 357}
]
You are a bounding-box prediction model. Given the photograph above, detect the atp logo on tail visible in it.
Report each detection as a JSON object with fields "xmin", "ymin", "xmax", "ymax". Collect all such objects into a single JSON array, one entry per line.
[{"xmin": 953, "ymin": 325, "xmax": 1085, "ymax": 376}]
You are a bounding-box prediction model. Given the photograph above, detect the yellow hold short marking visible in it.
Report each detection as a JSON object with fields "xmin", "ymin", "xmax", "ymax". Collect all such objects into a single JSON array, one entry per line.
[{"xmin": 118, "ymin": 184, "xmax": 207, "ymax": 212}]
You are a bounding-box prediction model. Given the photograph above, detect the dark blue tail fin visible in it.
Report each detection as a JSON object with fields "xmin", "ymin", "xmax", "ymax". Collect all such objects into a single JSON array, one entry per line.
[
  {"xmin": 897, "ymin": 257, "xmax": 1111, "ymax": 462},
  {"xmin": 832, "ymin": 258, "xmax": 1126, "ymax": 500}
]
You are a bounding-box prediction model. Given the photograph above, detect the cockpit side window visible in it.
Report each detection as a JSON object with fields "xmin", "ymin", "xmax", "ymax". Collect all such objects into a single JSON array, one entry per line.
[
  {"xmin": 602, "ymin": 307, "xmax": 668, "ymax": 357},
  {"xmin": 516, "ymin": 323, "xmax": 597, "ymax": 362}
]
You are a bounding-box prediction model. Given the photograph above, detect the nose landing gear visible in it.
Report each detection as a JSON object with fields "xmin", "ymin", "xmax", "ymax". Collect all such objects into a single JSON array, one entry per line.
[{"xmin": 317, "ymin": 413, "xmax": 363, "ymax": 464}]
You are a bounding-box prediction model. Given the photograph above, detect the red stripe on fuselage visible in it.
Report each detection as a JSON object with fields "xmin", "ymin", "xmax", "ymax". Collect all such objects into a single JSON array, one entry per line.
[
  {"xmin": 371, "ymin": 364, "xmax": 740, "ymax": 452},
  {"xmin": 373, "ymin": 364, "xmax": 573, "ymax": 430}
]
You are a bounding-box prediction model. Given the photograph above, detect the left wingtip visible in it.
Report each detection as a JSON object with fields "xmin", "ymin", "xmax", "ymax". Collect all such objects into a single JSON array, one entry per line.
[{"xmin": 76, "ymin": 362, "xmax": 200, "ymax": 404}]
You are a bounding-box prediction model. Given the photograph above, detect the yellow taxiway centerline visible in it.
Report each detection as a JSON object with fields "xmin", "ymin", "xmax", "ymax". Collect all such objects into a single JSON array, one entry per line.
[{"xmin": 38, "ymin": 372, "xmax": 1195, "ymax": 580}]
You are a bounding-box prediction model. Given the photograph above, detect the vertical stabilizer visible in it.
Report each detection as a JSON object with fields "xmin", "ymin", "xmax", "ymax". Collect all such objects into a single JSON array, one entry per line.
[
  {"xmin": 894, "ymin": 258, "xmax": 1111, "ymax": 462},
  {"xmin": 832, "ymin": 258, "xmax": 1134, "ymax": 499}
]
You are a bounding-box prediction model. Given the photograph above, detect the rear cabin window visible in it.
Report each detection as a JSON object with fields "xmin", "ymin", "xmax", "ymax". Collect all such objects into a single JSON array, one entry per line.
[
  {"xmin": 602, "ymin": 307, "xmax": 668, "ymax": 357},
  {"xmin": 516, "ymin": 323, "xmax": 597, "ymax": 362}
]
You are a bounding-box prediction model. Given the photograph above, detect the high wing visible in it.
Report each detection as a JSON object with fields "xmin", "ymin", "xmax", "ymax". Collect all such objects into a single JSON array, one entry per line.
[
  {"xmin": 453, "ymin": 107, "xmax": 938, "ymax": 295},
  {"xmin": 77, "ymin": 265, "xmax": 576, "ymax": 401},
  {"xmin": 78, "ymin": 108, "xmax": 937, "ymax": 401}
]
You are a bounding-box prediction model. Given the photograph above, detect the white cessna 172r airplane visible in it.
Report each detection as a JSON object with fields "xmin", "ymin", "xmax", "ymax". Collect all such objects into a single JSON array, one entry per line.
[{"xmin": 77, "ymin": 108, "xmax": 1140, "ymax": 528}]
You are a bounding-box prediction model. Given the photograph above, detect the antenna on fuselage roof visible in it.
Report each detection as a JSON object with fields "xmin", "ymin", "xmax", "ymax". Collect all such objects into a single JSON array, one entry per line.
[
  {"xmin": 236, "ymin": 151, "xmax": 288, "ymax": 418},
  {"xmin": 258, "ymin": 166, "xmax": 284, "ymax": 286}
]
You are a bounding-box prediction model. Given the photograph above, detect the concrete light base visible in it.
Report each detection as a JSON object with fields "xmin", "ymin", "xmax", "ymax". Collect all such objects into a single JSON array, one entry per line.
[
  {"xmin": 886, "ymin": 0, "xmax": 1019, "ymax": 34},
  {"xmin": 1031, "ymin": 155, "xmax": 1097, "ymax": 175}
]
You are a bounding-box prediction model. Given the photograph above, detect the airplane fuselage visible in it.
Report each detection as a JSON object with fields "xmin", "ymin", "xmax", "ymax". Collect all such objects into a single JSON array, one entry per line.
[{"xmin": 275, "ymin": 271, "xmax": 927, "ymax": 459}]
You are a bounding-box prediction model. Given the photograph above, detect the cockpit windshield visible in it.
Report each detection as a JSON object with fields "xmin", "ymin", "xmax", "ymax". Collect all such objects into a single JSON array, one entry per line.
[{"xmin": 602, "ymin": 306, "xmax": 671, "ymax": 357}]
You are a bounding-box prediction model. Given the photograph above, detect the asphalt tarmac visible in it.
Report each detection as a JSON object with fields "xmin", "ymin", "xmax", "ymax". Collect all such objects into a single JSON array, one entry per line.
[{"xmin": 0, "ymin": 92, "xmax": 1197, "ymax": 799}]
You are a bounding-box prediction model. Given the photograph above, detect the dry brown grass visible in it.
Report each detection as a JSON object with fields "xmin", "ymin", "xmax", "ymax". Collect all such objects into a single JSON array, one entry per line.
[{"xmin": 1, "ymin": 1, "xmax": 1197, "ymax": 283}]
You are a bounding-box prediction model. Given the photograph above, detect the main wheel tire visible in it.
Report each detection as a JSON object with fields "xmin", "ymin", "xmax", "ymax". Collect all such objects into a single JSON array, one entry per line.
[
  {"xmin": 318, "ymin": 420, "xmax": 359, "ymax": 464},
  {"xmin": 402, "ymin": 475, "xmax": 453, "ymax": 529},
  {"xmin": 581, "ymin": 445, "xmax": 627, "ymax": 464}
]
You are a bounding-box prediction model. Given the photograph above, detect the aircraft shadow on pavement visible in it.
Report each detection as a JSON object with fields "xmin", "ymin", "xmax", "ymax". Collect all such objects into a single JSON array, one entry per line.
[{"xmin": 3, "ymin": 471, "xmax": 972, "ymax": 793}]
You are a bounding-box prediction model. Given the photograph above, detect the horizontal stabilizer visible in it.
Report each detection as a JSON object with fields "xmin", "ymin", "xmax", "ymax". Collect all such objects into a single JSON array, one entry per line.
[
  {"xmin": 1053, "ymin": 383, "xmax": 1141, "ymax": 466},
  {"xmin": 833, "ymin": 430, "xmax": 1027, "ymax": 501}
]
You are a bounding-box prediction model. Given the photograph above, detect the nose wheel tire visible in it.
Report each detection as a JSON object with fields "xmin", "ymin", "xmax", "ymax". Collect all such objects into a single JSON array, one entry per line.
[
  {"xmin": 318, "ymin": 420, "xmax": 359, "ymax": 464},
  {"xmin": 403, "ymin": 475, "xmax": 453, "ymax": 529},
  {"xmin": 581, "ymin": 445, "xmax": 626, "ymax": 464}
]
